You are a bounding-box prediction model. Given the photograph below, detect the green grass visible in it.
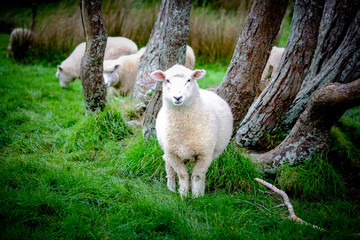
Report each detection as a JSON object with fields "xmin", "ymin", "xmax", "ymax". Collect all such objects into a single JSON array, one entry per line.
[
  {"xmin": 1, "ymin": 32, "xmax": 360, "ymax": 239},
  {"xmin": 195, "ymin": 58, "xmax": 228, "ymax": 89},
  {"xmin": 275, "ymin": 156, "xmax": 346, "ymax": 201},
  {"xmin": 327, "ymin": 106, "xmax": 360, "ymax": 169}
]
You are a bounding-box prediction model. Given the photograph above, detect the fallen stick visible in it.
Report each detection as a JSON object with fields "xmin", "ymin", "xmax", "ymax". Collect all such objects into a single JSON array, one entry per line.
[{"xmin": 255, "ymin": 178, "xmax": 324, "ymax": 231}]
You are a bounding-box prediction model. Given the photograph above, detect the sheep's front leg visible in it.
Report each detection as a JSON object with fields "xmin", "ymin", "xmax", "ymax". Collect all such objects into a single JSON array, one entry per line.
[
  {"xmin": 164, "ymin": 158, "xmax": 176, "ymax": 192},
  {"xmin": 165, "ymin": 153, "xmax": 189, "ymax": 197},
  {"xmin": 191, "ymin": 155, "xmax": 213, "ymax": 198}
]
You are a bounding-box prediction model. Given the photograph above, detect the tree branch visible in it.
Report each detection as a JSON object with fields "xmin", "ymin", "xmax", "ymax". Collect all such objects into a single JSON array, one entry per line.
[
  {"xmin": 252, "ymin": 79, "xmax": 360, "ymax": 168},
  {"xmin": 255, "ymin": 178, "xmax": 324, "ymax": 231}
]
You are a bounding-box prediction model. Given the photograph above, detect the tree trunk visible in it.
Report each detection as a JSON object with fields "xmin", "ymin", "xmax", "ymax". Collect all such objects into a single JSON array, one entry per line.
[
  {"xmin": 252, "ymin": 79, "xmax": 360, "ymax": 171},
  {"xmin": 79, "ymin": 0, "xmax": 108, "ymax": 113},
  {"xmin": 217, "ymin": 0, "xmax": 288, "ymax": 130},
  {"xmin": 280, "ymin": 1, "xmax": 360, "ymax": 132},
  {"xmin": 235, "ymin": 0, "xmax": 324, "ymax": 148},
  {"xmin": 133, "ymin": 0, "xmax": 192, "ymax": 138}
]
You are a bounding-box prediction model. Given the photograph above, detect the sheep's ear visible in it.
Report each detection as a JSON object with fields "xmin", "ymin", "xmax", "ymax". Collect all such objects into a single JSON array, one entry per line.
[
  {"xmin": 114, "ymin": 64, "xmax": 121, "ymax": 70},
  {"xmin": 151, "ymin": 70, "xmax": 166, "ymax": 82},
  {"xmin": 192, "ymin": 69, "xmax": 206, "ymax": 80},
  {"xmin": 58, "ymin": 65, "xmax": 63, "ymax": 71}
]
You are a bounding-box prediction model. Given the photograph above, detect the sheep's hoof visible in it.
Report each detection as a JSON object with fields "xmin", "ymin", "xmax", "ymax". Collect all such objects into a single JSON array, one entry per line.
[
  {"xmin": 178, "ymin": 187, "xmax": 189, "ymax": 198},
  {"xmin": 167, "ymin": 183, "xmax": 176, "ymax": 192},
  {"xmin": 167, "ymin": 177, "xmax": 176, "ymax": 192},
  {"xmin": 191, "ymin": 189, "xmax": 205, "ymax": 198}
]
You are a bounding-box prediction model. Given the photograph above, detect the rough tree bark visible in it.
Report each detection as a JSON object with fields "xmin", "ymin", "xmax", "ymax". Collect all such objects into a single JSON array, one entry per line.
[
  {"xmin": 79, "ymin": 0, "xmax": 108, "ymax": 113},
  {"xmin": 235, "ymin": 0, "xmax": 324, "ymax": 148},
  {"xmin": 133, "ymin": 0, "xmax": 192, "ymax": 138},
  {"xmin": 252, "ymin": 79, "xmax": 360, "ymax": 171},
  {"xmin": 217, "ymin": 0, "xmax": 288, "ymax": 130},
  {"xmin": 280, "ymin": 0, "xmax": 360, "ymax": 132}
]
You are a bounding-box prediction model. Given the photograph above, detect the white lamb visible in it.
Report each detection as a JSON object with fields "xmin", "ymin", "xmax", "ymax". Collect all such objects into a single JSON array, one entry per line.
[
  {"xmin": 103, "ymin": 47, "xmax": 146, "ymax": 97},
  {"xmin": 7, "ymin": 28, "xmax": 37, "ymax": 58},
  {"xmin": 152, "ymin": 64, "xmax": 233, "ymax": 198},
  {"xmin": 56, "ymin": 36, "xmax": 138, "ymax": 88},
  {"xmin": 103, "ymin": 45, "xmax": 196, "ymax": 97}
]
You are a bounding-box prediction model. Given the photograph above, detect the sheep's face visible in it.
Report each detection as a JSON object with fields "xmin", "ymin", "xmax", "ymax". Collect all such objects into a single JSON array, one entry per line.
[
  {"xmin": 103, "ymin": 62, "xmax": 121, "ymax": 87},
  {"xmin": 56, "ymin": 66, "xmax": 75, "ymax": 88},
  {"xmin": 151, "ymin": 64, "xmax": 206, "ymax": 107}
]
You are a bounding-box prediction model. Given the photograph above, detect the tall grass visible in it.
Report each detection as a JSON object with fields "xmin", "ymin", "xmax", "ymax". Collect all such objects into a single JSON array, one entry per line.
[
  {"xmin": 189, "ymin": 8, "xmax": 243, "ymax": 63},
  {"xmin": 1, "ymin": 0, "xmax": 292, "ymax": 66},
  {"xmin": 275, "ymin": 156, "xmax": 346, "ymax": 201}
]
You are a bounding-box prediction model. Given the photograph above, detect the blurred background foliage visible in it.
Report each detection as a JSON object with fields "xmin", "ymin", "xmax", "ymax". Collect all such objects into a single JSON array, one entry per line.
[{"xmin": 0, "ymin": 0, "xmax": 292, "ymax": 66}]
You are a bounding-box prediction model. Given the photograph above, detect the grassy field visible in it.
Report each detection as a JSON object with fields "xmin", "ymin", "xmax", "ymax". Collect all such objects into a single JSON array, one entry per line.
[{"xmin": 1, "ymin": 27, "xmax": 360, "ymax": 240}]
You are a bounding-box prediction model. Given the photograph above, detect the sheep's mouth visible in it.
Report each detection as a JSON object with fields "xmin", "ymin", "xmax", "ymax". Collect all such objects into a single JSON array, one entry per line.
[
  {"xmin": 60, "ymin": 82, "xmax": 69, "ymax": 88},
  {"xmin": 173, "ymin": 100, "xmax": 183, "ymax": 105}
]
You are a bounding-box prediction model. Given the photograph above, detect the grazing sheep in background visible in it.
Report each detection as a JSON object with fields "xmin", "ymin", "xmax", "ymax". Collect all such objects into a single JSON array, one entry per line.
[
  {"xmin": 152, "ymin": 64, "xmax": 233, "ymax": 198},
  {"xmin": 104, "ymin": 47, "xmax": 146, "ymax": 97},
  {"xmin": 256, "ymin": 46, "xmax": 285, "ymax": 97},
  {"xmin": 56, "ymin": 36, "xmax": 138, "ymax": 88},
  {"xmin": 104, "ymin": 45, "xmax": 196, "ymax": 97},
  {"xmin": 7, "ymin": 28, "xmax": 37, "ymax": 58}
]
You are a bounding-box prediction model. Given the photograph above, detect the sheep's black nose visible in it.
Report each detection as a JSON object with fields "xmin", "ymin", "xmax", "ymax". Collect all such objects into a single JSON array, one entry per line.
[{"xmin": 174, "ymin": 96, "xmax": 182, "ymax": 101}]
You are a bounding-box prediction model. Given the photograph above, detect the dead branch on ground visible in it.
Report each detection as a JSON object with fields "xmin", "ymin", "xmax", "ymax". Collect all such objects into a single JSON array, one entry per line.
[{"xmin": 255, "ymin": 178, "xmax": 324, "ymax": 231}]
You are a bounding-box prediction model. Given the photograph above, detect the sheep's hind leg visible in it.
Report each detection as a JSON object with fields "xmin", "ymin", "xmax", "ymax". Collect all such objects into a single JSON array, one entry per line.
[
  {"xmin": 164, "ymin": 159, "xmax": 176, "ymax": 192},
  {"xmin": 191, "ymin": 155, "xmax": 212, "ymax": 198},
  {"xmin": 165, "ymin": 153, "xmax": 189, "ymax": 197}
]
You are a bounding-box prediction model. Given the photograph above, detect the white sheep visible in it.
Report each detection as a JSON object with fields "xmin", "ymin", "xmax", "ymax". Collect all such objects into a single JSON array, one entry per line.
[
  {"xmin": 7, "ymin": 28, "xmax": 37, "ymax": 58},
  {"xmin": 56, "ymin": 36, "xmax": 138, "ymax": 88},
  {"xmin": 103, "ymin": 45, "xmax": 196, "ymax": 97},
  {"xmin": 152, "ymin": 64, "xmax": 233, "ymax": 198},
  {"xmin": 103, "ymin": 47, "xmax": 146, "ymax": 97},
  {"xmin": 257, "ymin": 46, "xmax": 285, "ymax": 96}
]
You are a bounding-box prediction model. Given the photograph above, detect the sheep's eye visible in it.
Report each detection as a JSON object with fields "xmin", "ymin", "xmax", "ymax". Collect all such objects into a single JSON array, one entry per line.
[
  {"xmin": 166, "ymin": 79, "xmax": 170, "ymax": 84},
  {"xmin": 186, "ymin": 79, "xmax": 191, "ymax": 84}
]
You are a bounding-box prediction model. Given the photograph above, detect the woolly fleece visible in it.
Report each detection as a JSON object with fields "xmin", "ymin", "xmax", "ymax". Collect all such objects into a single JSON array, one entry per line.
[{"xmin": 153, "ymin": 64, "xmax": 233, "ymax": 197}]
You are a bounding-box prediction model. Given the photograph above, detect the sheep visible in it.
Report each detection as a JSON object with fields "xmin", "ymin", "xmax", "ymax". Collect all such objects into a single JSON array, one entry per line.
[
  {"xmin": 103, "ymin": 47, "xmax": 146, "ymax": 97},
  {"xmin": 56, "ymin": 36, "xmax": 138, "ymax": 88},
  {"xmin": 151, "ymin": 64, "xmax": 233, "ymax": 198},
  {"xmin": 7, "ymin": 28, "xmax": 37, "ymax": 58},
  {"xmin": 104, "ymin": 45, "xmax": 196, "ymax": 97},
  {"xmin": 256, "ymin": 46, "xmax": 285, "ymax": 97}
]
